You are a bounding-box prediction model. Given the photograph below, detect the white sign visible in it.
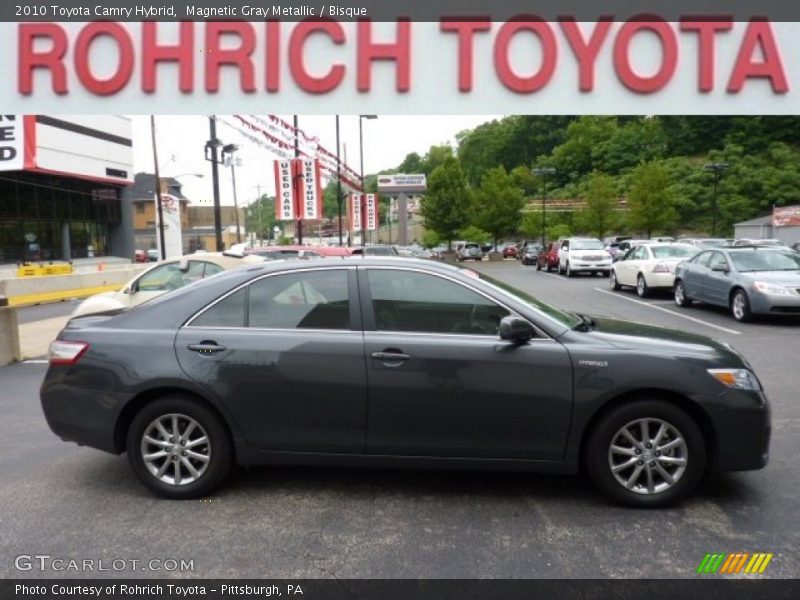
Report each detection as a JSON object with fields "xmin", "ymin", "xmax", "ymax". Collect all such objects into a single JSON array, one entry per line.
[
  {"xmin": 365, "ymin": 194, "xmax": 379, "ymax": 231},
  {"xmin": 377, "ymin": 174, "xmax": 427, "ymax": 194},
  {"xmin": 349, "ymin": 194, "xmax": 363, "ymax": 231},
  {"xmin": 0, "ymin": 115, "xmax": 24, "ymax": 171},
  {"xmin": 274, "ymin": 159, "xmax": 295, "ymax": 221},
  {"xmin": 298, "ymin": 159, "xmax": 322, "ymax": 220},
  {"xmin": 155, "ymin": 193, "xmax": 183, "ymax": 259}
]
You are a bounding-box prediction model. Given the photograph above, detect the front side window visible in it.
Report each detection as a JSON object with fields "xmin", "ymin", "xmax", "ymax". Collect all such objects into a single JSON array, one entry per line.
[
  {"xmin": 367, "ymin": 270, "xmax": 509, "ymax": 335},
  {"xmin": 694, "ymin": 251, "xmax": 714, "ymax": 268},
  {"xmin": 709, "ymin": 252, "xmax": 730, "ymax": 271},
  {"xmin": 136, "ymin": 262, "xmax": 186, "ymax": 292},
  {"xmin": 248, "ymin": 269, "xmax": 350, "ymax": 330}
]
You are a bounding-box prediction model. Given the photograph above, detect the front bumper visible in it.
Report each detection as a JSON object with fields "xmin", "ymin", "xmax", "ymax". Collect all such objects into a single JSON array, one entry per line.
[
  {"xmin": 571, "ymin": 261, "xmax": 612, "ymax": 272},
  {"xmin": 748, "ymin": 290, "xmax": 800, "ymax": 315}
]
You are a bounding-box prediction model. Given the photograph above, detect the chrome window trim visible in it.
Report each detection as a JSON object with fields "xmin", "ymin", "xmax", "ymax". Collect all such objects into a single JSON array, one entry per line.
[
  {"xmin": 361, "ymin": 265, "xmax": 554, "ymax": 341},
  {"xmin": 184, "ymin": 265, "xmax": 356, "ymax": 330}
]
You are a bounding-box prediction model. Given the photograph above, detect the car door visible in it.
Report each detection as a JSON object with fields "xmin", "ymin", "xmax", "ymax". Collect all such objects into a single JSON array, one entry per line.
[
  {"xmin": 175, "ymin": 267, "xmax": 368, "ymax": 453},
  {"xmin": 705, "ymin": 252, "xmax": 733, "ymax": 307},
  {"xmin": 558, "ymin": 239, "xmax": 570, "ymax": 268},
  {"xmin": 617, "ymin": 246, "xmax": 643, "ymax": 285},
  {"xmin": 359, "ymin": 266, "xmax": 573, "ymax": 461},
  {"xmin": 681, "ymin": 251, "xmax": 712, "ymax": 301}
]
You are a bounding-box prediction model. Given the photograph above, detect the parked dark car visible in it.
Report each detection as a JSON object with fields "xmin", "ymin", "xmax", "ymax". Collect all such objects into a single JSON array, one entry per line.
[
  {"xmin": 42, "ymin": 258, "xmax": 770, "ymax": 507},
  {"xmin": 674, "ymin": 246, "xmax": 800, "ymax": 321},
  {"xmin": 502, "ymin": 243, "xmax": 519, "ymax": 259},
  {"xmin": 536, "ymin": 242, "xmax": 560, "ymax": 272},
  {"xmin": 520, "ymin": 245, "xmax": 540, "ymax": 266}
]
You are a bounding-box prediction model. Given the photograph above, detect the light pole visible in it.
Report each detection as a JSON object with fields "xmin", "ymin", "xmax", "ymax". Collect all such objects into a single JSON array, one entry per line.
[
  {"xmin": 205, "ymin": 117, "xmax": 224, "ymax": 251},
  {"xmin": 359, "ymin": 115, "xmax": 377, "ymax": 245},
  {"xmin": 704, "ymin": 162, "xmax": 729, "ymax": 236},
  {"xmin": 222, "ymin": 144, "xmax": 242, "ymax": 244},
  {"xmin": 532, "ymin": 167, "xmax": 556, "ymax": 246},
  {"xmin": 293, "ymin": 115, "xmax": 303, "ymax": 244},
  {"xmin": 336, "ymin": 115, "xmax": 343, "ymax": 246},
  {"xmin": 149, "ymin": 116, "xmax": 167, "ymax": 260}
]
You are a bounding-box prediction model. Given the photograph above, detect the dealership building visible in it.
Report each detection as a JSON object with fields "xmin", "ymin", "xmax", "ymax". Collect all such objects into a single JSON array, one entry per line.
[{"xmin": 0, "ymin": 115, "xmax": 133, "ymax": 264}]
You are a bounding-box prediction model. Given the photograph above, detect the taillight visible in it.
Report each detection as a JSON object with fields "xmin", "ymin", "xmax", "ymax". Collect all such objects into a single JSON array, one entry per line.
[
  {"xmin": 48, "ymin": 341, "xmax": 90, "ymax": 366},
  {"xmin": 652, "ymin": 263, "xmax": 670, "ymax": 273}
]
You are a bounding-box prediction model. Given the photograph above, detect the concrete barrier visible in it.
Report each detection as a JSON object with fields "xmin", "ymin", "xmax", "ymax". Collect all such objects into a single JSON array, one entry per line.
[{"xmin": 0, "ymin": 265, "xmax": 147, "ymax": 366}]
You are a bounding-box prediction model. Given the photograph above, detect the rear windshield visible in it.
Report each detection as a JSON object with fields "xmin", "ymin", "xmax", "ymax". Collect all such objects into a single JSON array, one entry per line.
[
  {"xmin": 651, "ymin": 245, "xmax": 697, "ymax": 259},
  {"xmin": 730, "ymin": 249, "xmax": 800, "ymax": 272}
]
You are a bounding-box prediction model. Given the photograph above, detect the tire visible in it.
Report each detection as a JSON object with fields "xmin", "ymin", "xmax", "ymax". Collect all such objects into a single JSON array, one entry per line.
[
  {"xmin": 558, "ymin": 262, "xmax": 564, "ymax": 275},
  {"xmin": 547, "ymin": 264, "xmax": 554, "ymax": 273},
  {"xmin": 610, "ymin": 270, "xmax": 621, "ymax": 291},
  {"xmin": 674, "ymin": 280, "xmax": 693, "ymax": 307},
  {"xmin": 636, "ymin": 274, "xmax": 650, "ymax": 298},
  {"xmin": 565, "ymin": 262, "xmax": 573, "ymax": 277},
  {"xmin": 585, "ymin": 399, "xmax": 706, "ymax": 507},
  {"xmin": 731, "ymin": 288, "xmax": 753, "ymax": 322},
  {"xmin": 127, "ymin": 394, "xmax": 233, "ymax": 499},
  {"xmin": 535, "ymin": 261, "xmax": 541, "ymax": 271}
]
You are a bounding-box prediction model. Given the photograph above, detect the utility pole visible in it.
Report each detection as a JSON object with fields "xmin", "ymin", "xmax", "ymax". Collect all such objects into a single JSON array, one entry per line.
[
  {"xmin": 205, "ymin": 116, "xmax": 224, "ymax": 251},
  {"xmin": 336, "ymin": 115, "xmax": 343, "ymax": 246},
  {"xmin": 253, "ymin": 184, "xmax": 263, "ymax": 245},
  {"xmin": 222, "ymin": 144, "xmax": 241, "ymax": 244},
  {"xmin": 294, "ymin": 115, "xmax": 303, "ymax": 245},
  {"xmin": 150, "ymin": 115, "xmax": 167, "ymax": 260},
  {"xmin": 704, "ymin": 162, "xmax": 729, "ymax": 237},
  {"xmin": 532, "ymin": 167, "xmax": 556, "ymax": 246}
]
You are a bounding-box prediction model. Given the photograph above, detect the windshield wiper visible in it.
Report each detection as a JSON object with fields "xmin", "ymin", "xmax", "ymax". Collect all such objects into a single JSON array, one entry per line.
[{"xmin": 572, "ymin": 312, "xmax": 597, "ymax": 331}]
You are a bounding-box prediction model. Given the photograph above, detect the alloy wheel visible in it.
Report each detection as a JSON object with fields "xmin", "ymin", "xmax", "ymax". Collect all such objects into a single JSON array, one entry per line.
[
  {"xmin": 140, "ymin": 413, "xmax": 211, "ymax": 486},
  {"xmin": 607, "ymin": 417, "xmax": 688, "ymax": 495}
]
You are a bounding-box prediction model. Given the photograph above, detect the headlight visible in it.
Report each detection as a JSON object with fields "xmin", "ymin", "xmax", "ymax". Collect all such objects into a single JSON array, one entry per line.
[
  {"xmin": 707, "ymin": 368, "xmax": 761, "ymax": 391},
  {"xmin": 753, "ymin": 281, "xmax": 792, "ymax": 296}
]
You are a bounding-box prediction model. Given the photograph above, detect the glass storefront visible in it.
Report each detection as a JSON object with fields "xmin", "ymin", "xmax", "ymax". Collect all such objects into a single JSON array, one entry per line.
[{"xmin": 0, "ymin": 171, "xmax": 120, "ymax": 263}]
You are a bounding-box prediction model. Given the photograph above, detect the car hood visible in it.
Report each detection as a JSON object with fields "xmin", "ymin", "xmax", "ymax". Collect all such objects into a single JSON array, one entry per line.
[
  {"xmin": 737, "ymin": 270, "xmax": 800, "ymax": 285},
  {"xmin": 581, "ymin": 317, "xmax": 744, "ymax": 365}
]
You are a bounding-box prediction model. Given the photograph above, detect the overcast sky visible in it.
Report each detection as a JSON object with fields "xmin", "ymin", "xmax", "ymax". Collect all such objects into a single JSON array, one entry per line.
[{"xmin": 131, "ymin": 115, "xmax": 500, "ymax": 206}]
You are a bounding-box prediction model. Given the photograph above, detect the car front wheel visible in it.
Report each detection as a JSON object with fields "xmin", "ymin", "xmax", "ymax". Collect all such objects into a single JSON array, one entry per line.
[
  {"xmin": 731, "ymin": 289, "xmax": 753, "ymax": 322},
  {"xmin": 127, "ymin": 395, "xmax": 233, "ymax": 499},
  {"xmin": 585, "ymin": 399, "xmax": 706, "ymax": 507}
]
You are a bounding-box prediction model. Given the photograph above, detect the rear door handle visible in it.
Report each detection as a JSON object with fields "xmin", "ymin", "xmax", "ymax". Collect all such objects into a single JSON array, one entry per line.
[
  {"xmin": 371, "ymin": 351, "xmax": 411, "ymax": 362},
  {"xmin": 188, "ymin": 342, "xmax": 227, "ymax": 355}
]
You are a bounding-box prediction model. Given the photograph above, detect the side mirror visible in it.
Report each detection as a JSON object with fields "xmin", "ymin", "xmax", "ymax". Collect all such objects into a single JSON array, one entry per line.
[
  {"xmin": 712, "ymin": 264, "xmax": 728, "ymax": 273},
  {"xmin": 499, "ymin": 316, "xmax": 535, "ymax": 344}
]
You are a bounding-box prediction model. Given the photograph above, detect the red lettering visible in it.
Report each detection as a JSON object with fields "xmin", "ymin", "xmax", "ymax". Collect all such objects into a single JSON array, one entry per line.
[
  {"xmin": 142, "ymin": 22, "xmax": 194, "ymax": 94},
  {"xmin": 205, "ymin": 22, "xmax": 256, "ymax": 93},
  {"xmin": 440, "ymin": 19, "xmax": 491, "ymax": 92},
  {"xmin": 289, "ymin": 20, "xmax": 346, "ymax": 94},
  {"xmin": 18, "ymin": 23, "xmax": 68, "ymax": 95},
  {"xmin": 357, "ymin": 20, "xmax": 411, "ymax": 92},
  {"xmin": 74, "ymin": 22, "xmax": 134, "ymax": 96},
  {"xmin": 266, "ymin": 21, "xmax": 280, "ymax": 92},
  {"xmin": 494, "ymin": 18, "xmax": 557, "ymax": 94},
  {"xmin": 728, "ymin": 20, "xmax": 789, "ymax": 93},
  {"xmin": 680, "ymin": 19, "xmax": 733, "ymax": 93},
  {"xmin": 560, "ymin": 18, "xmax": 613, "ymax": 92},
  {"xmin": 614, "ymin": 17, "xmax": 678, "ymax": 94}
]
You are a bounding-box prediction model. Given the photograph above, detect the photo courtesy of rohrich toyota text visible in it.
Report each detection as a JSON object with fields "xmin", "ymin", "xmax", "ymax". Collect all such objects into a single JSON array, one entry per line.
[{"xmin": 1, "ymin": 1, "xmax": 800, "ymax": 599}]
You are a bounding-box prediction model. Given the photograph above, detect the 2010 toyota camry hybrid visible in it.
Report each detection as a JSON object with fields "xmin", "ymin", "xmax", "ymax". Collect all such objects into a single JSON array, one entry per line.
[{"xmin": 40, "ymin": 258, "xmax": 770, "ymax": 507}]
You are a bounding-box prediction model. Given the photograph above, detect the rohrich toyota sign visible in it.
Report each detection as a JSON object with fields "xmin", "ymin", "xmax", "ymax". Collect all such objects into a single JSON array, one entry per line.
[{"xmin": 3, "ymin": 19, "xmax": 800, "ymax": 113}]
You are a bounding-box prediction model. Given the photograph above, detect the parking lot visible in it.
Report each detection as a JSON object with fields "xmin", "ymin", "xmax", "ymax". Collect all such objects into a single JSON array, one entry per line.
[{"xmin": 1, "ymin": 259, "xmax": 798, "ymax": 579}]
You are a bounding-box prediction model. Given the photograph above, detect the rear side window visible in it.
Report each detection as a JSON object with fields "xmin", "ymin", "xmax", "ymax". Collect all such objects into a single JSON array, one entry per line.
[{"xmin": 192, "ymin": 289, "xmax": 246, "ymax": 328}]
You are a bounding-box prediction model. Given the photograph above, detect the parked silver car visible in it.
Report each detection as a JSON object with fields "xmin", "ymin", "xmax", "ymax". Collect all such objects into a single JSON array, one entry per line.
[
  {"xmin": 673, "ymin": 246, "xmax": 800, "ymax": 321},
  {"xmin": 456, "ymin": 242, "xmax": 483, "ymax": 261}
]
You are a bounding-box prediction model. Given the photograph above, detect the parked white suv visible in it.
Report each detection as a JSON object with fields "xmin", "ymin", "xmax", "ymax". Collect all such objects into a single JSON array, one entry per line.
[{"xmin": 557, "ymin": 237, "xmax": 612, "ymax": 277}]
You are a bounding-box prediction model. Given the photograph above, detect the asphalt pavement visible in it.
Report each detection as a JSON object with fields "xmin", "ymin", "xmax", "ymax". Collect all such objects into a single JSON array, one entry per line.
[{"xmin": 1, "ymin": 260, "xmax": 798, "ymax": 579}]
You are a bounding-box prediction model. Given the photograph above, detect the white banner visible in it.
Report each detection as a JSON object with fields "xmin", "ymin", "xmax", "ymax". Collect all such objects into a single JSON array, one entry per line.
[
  {"xmin": 350, "ymin": 194, "xmax": 363, "ymax": 232},
  {"xmin": 299, "ymin": 159, "xmax": 322, "ymax": 220},
  {"xmin": 0, "ymin": 115, "xmax": 24, "ymax": 172},
  {"xmin": 155, "ymin": 193, "xmax": 183, "ymax": 259},
  {"xmin": 274, "ymin": 159, "xmax": 295, "ymax": 221},
  {"xmin": 365, "ymin": 194, "xmax": 379, "ymax": 231}
]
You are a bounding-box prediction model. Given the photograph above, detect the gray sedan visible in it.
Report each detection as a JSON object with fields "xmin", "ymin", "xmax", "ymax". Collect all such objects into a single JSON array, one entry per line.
[
  {"xmin": 41, "ymin": 258, "xmax": 770, "ymax": 507},
  {"xmin": 674, "ymin": 247, "xmax": 800, "ymax": 321}
]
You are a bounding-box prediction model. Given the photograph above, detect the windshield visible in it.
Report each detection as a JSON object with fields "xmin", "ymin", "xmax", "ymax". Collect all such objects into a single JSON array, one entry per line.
[
  {"xmin": 651, "ymin": 245, "xmax": 697, "ymax": 259},
  {"xmin": 571, "ymin": 240, "xmax": 605, "ymax": 251},
  {"xmin": 730, "ymin": 249, "xmax": 800, "ymax": 272},
  {"xmin": 475, "ymin": 272, "xmax": 581, "ymax": 329}
]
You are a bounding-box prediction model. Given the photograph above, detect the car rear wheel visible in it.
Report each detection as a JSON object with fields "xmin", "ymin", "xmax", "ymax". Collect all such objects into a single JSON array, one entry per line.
[
  {"xmin": 674, "ymin": 280, "xmax": 692, "ymax": 307},
  {"xmin": 636, "ymin": 274, "xmax": 650, "ymax": 298},
  {"xmin": 610, "ymin": 270, "xmax": 621, "ymax": 291},
  {"xmin": 585, "ymin": 399, "xmax": 705, "ymax": 507},
  {"xmin": 731, "ymin": 289, "xmax": 753, "ymax": 322},
  {"xmin": 127, "ymin": 395, "xmax": 233, "ymax": 499}
]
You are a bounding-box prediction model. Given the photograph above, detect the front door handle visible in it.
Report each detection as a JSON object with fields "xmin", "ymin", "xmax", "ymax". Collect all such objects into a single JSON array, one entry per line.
[
  {"xmin": 188, "ymin": 342, "xmax": 227, "ymax": 355},
  {"xmin": 371, "ymin": 350, "xmax": 411, "ymax": 363}
]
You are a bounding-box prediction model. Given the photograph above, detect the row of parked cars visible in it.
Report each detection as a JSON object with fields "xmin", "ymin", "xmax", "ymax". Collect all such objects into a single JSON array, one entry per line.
[{"xmin": 527, "ymin": 235, "xmax": 800, "ymax": 323}]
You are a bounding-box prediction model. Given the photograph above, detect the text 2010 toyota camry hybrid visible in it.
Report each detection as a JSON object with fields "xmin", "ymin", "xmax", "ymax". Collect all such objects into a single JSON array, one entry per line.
[{"xmin": 40, "ymin": 257, "xmax": 770, "ymax": 507}]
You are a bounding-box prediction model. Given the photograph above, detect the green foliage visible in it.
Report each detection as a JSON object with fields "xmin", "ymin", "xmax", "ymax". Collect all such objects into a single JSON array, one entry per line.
[
  {"xmin": 472, "ymin": 167, "xmax": 526, "ymax": 247},
  {"xmin": 420, "ymin": 230, "xmax": 441, "ymax": 248},
  {"xmin": 458, "ymin": 225, "xmax": 491, "ymax": 244},
  {"xmin": 574, "ymin": 172, "xmax": 618, "ymax": 239},
  {"xmin": 245, "ymin": 195, "xmax": 276, "ymax": 241},
  {"xmin": 420, "ymin": 156, "xmax": 473, "ymax": 245},
  {"xmin": 626, "ymin": 161, "xmax": 678, "ymax": 237}
]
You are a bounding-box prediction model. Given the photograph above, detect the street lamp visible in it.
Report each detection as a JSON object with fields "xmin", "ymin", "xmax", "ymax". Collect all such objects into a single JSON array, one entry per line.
[
  {"xmin": 704, "ymin": 162, "xmax": 729, "ymax": 236},
  {"xmin": 532, "ymin": 167, "xmax": 556, "ymax": 246},
  {"xmin": 335, "ymin": 115, "xmax": 343, "ymax": 246},
  {"xmin": 205, "ymin": 117, "xmax": 225, "ymax": 251},
  {"xmin": 222, "ymin": 144, "xmax": 242, "ymax": 244},
  {"xmin": 359, "ymin": 115, "xmax": 378, "ymax": 246}
]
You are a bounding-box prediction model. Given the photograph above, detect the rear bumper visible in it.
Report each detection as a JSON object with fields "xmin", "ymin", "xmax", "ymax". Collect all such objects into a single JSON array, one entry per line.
[{"xmin": 644, "ymin": 272, "xmax": 677, "ymax": 289}]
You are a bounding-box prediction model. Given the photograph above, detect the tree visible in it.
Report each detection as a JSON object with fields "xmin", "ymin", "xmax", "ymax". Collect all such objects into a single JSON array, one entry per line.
[
  {"xmin": 472, "ymin": 166, "xmax": 526, "ymax": 248},
  {"xmin": 626, "ymin": 161, "xmax": 678, "ymax": 238},
  {"xmin": 575, "ymin": 172, "xmax": 617, "ymax": 238},
  {"xmin": 420, "ymin": 157, "xmax": 472, "ymax": 248},
  {"xmin": 245, "ymin": 194, "xmax": 276, "ymax": 241}
]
